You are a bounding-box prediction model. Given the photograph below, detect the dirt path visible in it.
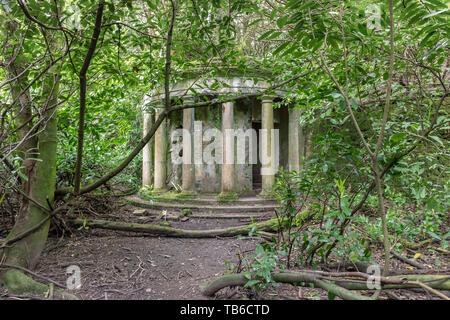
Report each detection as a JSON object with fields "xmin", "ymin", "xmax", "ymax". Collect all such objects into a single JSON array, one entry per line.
[
  {"xmin": 1, "ymin": 196, "xmax": 447, "ymax": 300},
  {"xmin": 37, "ymin": 230, "xmax": 260, "ymax": 300}
]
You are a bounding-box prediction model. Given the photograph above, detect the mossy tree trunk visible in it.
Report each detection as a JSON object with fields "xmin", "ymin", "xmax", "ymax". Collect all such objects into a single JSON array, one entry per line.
[
  {"xmin": 0, "ymin": 11, "xmax": 60, "ymax": 295},
  {"xmin": 2, "ymin": 71, "xmax": 58, "ymax": 268}
]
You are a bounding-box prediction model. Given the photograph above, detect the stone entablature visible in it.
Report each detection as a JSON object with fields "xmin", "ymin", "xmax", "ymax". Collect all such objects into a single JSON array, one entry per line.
[{"xmin": 143, "ymin": 76, "xmax": 286, "ymax": 107}]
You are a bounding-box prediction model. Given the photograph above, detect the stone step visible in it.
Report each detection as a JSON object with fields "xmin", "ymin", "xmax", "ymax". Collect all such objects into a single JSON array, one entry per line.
[
  {"xmin": 126, "ymin": 196, "xmax": 280, "ymax": 214},
  {"xmin": 133, "ymin": 208, "xmax": 273, "ymax": 220},
  {"xmin": 128, "ymin": 194, "xmax": 278, "ymax": 206}
]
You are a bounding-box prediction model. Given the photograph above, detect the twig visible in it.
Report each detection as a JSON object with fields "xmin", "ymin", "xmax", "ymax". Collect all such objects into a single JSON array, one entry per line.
[
  {"xmin": 390, "ymin": 250, "xmax": 426, "ymax": 269},
  {"xmin": 408, "ymin": 280, "xmax": 450, "ymax": 300}
]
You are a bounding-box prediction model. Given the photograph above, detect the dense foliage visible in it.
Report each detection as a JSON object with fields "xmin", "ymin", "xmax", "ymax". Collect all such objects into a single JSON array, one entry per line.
[{"xmin": 0, "ymin": 0, "xmax": 448, "ymax": 297}]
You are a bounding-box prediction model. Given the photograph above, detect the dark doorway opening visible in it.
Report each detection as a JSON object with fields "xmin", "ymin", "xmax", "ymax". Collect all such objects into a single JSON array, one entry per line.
[{"xmin": 252, "ymin": 121, "xmax": 261, "ymax": 194}]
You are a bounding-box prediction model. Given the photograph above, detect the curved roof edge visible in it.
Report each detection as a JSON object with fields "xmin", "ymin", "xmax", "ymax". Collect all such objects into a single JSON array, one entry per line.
[{"xmin": 144, "ymin": 74, "xmax": 286, "ymax": 106}]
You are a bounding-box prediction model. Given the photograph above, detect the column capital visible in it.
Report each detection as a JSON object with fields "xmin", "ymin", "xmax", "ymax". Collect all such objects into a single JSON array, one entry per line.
[
  {"xmin": 151, "ymin": 99, "xmax": 165, "ymax": 111},
  {"xmin": 142, "ymin": 105, "xmax": 154, "ymax": 114},
  {"xmin": 182, "ymin": 95, "xmax": 196, "ymax": 104},
  {"xmin": 222, "ymin": 100, "xmax": 235, "ymax": 106},
  {"xmin": 261, "ymin": 95, "xmax": 276, "ymax": 103}
]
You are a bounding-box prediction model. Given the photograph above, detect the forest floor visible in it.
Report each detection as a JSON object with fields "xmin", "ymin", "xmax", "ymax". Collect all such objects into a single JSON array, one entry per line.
[{"xmin": 0, "ymin": 194, "xmax": 448, "ymax": 300}]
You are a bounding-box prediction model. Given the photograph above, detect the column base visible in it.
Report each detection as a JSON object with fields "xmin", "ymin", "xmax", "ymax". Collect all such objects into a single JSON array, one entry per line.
[
  {"xmin": 258, "ymin": 190, "xmax": 277, "ymax": 200},
  {"xmin": 138, "ymin": 187, "xmax": 166, "ymax": 201},
  {"xmin": 176, "ymin": 191, "xmax": 197, "ymax": 200},
  {"xmin": 152, "ymin": 188, "xmax": 167, "ymax": 194}
]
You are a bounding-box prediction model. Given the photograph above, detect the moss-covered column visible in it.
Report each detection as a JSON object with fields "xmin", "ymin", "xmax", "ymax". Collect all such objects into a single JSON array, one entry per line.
[
  {"xmin": 288, "ymin": 108, "xmax": 301, "ymax": 172},
  {"xmin": 221, "ymin": 101, "xmax": 235, "ymax": 193},
  {"xmin": 182, "ymin": 96, "xmax": 195, "ymax": 193},
  {"xmin": 260, "ymin": 96, "xmax": 275, "ymax": 197},
  {"xmin": 142, "ymin": 109, "xmax": 153, "ymax": 187},
  {"xmin": 154, "ymin": 104, "xmax": 167, "ymax": 191}
]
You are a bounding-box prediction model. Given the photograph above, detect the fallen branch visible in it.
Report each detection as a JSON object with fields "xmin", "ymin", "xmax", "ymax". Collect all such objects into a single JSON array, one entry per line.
[
  {"xmin": 398, "ymin": 234, "xmax": 450, "ymax": 250},
  {"xmin": 408, "ymin": 280, "xmax": 450, "ymax": 300},
  {"xmin": 68, "ymin": 210, "xmax": 310, "ymax": 238},
  {"xmin": 69, "ymin": 218, "xmax": 273, "ymax": 238},
  {"xmin": 333, "ymin": 274, "xmax": 450, "ymax": 291},
  {"xmin": 293, "ymin": 269, "xmax": 405, "ymax": 285},
  {"xmin": 390, "ymin": 250, "xmax": 426, "ymax": 269},
  {"xmin": 399, "ymin": 237, "xmax": 433, "ymax": 250},
  {"xmin": 434, "ymin": 247, "xmax": 450, "ymax": 255}
]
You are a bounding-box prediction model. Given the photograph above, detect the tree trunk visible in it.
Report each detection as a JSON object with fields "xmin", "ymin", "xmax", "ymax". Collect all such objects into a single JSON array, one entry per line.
[{"xmin": 0, "ymin": 15, "xmax": 60, "ymax": 295}]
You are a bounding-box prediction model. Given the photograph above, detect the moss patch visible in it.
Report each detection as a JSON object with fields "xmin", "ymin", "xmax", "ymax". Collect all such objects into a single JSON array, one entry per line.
[
  {"xmin": 139, "ymin": 189, "xmax": 208, "ymax": 204},
  {"xmin": 216, "ymin": 192, "xmax": 238, "ymax": 203},
  {"xmin": 181, "ymin": 208, "xmax": 193, "ymax": 217},
  {"xmin": 258, "ymin": 190, "xmax": 277, "ymax": 200},
  {"xmin": 0, "ymin": 269, "xmax": 77, "ymax": 299}
]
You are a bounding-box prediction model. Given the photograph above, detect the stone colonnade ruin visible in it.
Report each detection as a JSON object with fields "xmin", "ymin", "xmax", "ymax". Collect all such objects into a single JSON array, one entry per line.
[{"xmin": 141, "ymin": 73, "xmax": 307, "ymax": 198}]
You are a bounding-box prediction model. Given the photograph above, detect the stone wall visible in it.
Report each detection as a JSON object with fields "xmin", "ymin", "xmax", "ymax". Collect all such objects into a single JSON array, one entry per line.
[
  {"xmin": 233, "ymin": 100, "xmax": 253, "ymax": 194},
  {"xmin": 194, "ymin": 104, "xmax": 222, "ymax": 193}
]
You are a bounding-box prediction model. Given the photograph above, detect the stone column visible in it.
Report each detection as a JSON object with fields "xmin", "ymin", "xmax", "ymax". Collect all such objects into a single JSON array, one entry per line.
[
  {"xmin": 288, "ymin": 108, "xmax": 301, "ymax": 172},
  {"xmin": 154, "ymin": 105, "xmax": 167, "ymax": 191},
  {"xmin": 182, "ymin": 97, "xmax": 195, "ymax": 193},
  {"xmin": 221, "ymin": 101, "xmax": 235, "ymax": 193},
  {"xmin": 260, "ymin": 96, "xmax": 275, "ymax": 195},
  {"xmin": 302, "ymin": 126, "xmax": 310, "ymax": 162},
  {"xmin": 142, "ymin": 109, "xmax": 153, "ymax": 187}
]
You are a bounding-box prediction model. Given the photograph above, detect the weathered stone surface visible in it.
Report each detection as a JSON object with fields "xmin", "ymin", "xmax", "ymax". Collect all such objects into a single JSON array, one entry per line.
[
  {"xmin": 144, "ymin": 74, "xmax": 299, "ymax": 197},
  {"xmin": 182, "ymin": 99, "xmax": 195, "ymax": 192},
  {"xmin": 142, "ymin": 110, "xmax": 153, "ymax": 187},
  {"xmin": 154, "ymin": 107, "xmax": 167, "ymax": 191},
  {"xmin": 221, "ymin": 101, "xmax": 234, "ymax": 193}
]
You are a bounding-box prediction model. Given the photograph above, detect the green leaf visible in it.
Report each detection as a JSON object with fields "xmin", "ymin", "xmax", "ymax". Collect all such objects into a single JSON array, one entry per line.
[
  {"xmin": 426, "ymin": 0, "xmax": 448, "ymax": 9},
  {"xmin": 244, "ymin": 279, "xmax": 261, "ymax": 288},
  {"xmin": 390, "ymin": 132, "xmax": 407, "ymax": 145},
  {"xmin": 18, "ymin": 171, "xmax": 29, "ymax": 182},
  {"xmin": 427, "ymin": 231, "xmax": 441, "ymax": 240},
  {"xmin": 248, "ymin": 18, "xmax": 263, "ymax": 27},
  {"xmin": 267, "ymin": 31, "xmax": 282, "ymax": 40},
  {"xmin": 270, "ymin": 8, "xmax": 278, "ymax": 20},
  {"xmin": 423, "ymin": 8, "xmax": 448, "ymax": 19},
  {"xmin": 277, "ymin": 16, "xmax": 289, "ymax": 28},
  {"xmin": 273, "ymin": 42, "xmax": 290, "ymax": 55},
  {"xmin": 258, "ymin": 30, "xmax": 275, "ymax": 41},
  {"xmin": 429, "ymin": 135, "xmax": 444, "ymax": 146}
]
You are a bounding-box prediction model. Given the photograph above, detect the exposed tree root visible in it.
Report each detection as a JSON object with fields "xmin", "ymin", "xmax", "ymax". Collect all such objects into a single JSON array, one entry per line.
[
  {"xmin": 68, "ymin": 210, "xmax": 310, "ymax": 238},
  {"xmin": 334, "ymin": 274, "xmax": 450, "ymax": 291},
  {"xmin": 201, "ymin": 271, "xmax": 450, "ymax": 300},
  {"xmin": 201, "ymin": 272, "xmax": 372, "ymax": 300},
  {"xmin": 0, "ymin": 269, "xmax": 77, "ymax": 299},
  {"xmin": 0, "ymin": 263, "xmax": 65, "ymax": 288}
]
